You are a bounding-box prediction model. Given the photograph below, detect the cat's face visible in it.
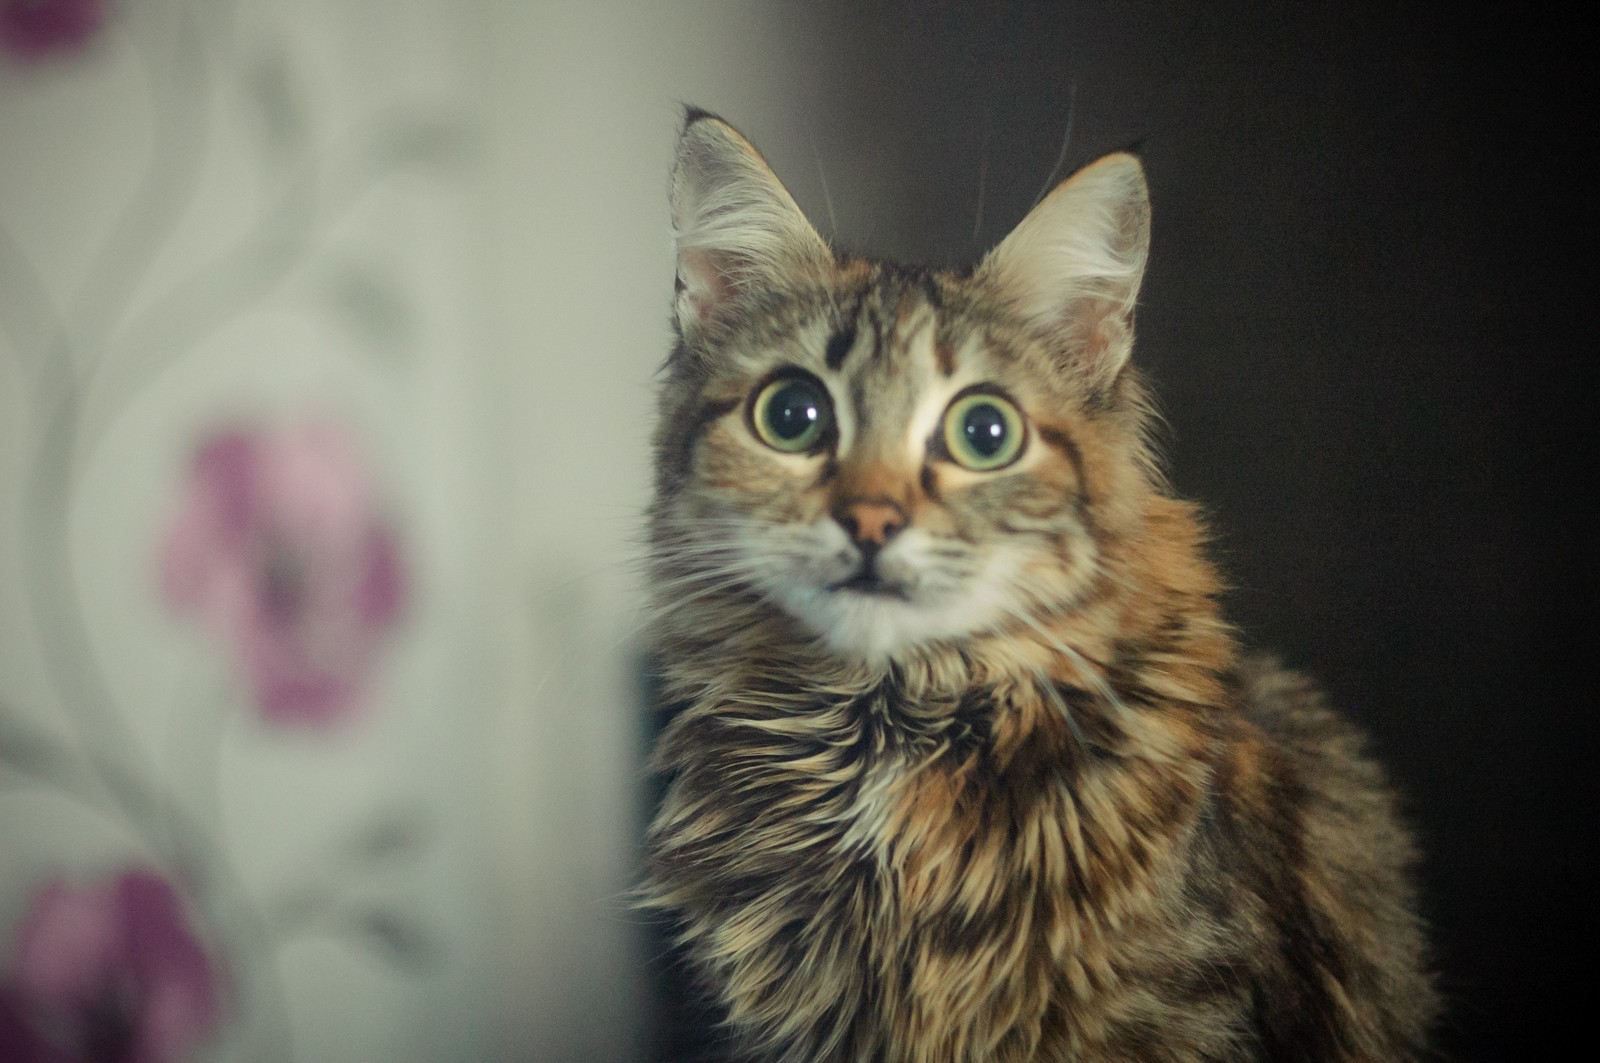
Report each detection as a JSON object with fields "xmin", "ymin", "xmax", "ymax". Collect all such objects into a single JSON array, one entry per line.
[
  {"xmin": 653, "ymin": 114, "xmax": 1153, "ymax": 665},
  {"xmin": 665, "ymin": 276, "xmax": 1107, "ymax": 662}
]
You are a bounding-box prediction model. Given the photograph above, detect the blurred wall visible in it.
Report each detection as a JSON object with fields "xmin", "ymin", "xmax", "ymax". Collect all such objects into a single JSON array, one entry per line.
[{"xmin": 466, "ymin": 4, "xmax": 834, "ymax": 1059}]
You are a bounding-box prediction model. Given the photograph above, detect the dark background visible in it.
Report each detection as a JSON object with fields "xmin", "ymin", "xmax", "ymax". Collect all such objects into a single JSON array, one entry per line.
[{"xmin": 648, "ymin": 3, "xmax": 1591, "ymax": 1059}]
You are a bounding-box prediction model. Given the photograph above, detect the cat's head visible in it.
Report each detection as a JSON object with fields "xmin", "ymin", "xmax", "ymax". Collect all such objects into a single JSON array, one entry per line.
[{"xmin": 651, "ymin": 111, "xmax": 1158, "ymax": 666}]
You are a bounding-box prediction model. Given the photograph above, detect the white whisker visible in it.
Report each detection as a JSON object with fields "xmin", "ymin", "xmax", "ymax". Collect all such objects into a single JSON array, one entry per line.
[
  {"xmin": 1030, "ymin": 80, "xmax": 1080, "ymax": 210},
  {"xmin": 1033, "ymin": 665, "xmax": 1091, "ymax": 759},
  {"xmin": 1002, "ymin": 603, "xmax": 1133, "ymax": 729}
]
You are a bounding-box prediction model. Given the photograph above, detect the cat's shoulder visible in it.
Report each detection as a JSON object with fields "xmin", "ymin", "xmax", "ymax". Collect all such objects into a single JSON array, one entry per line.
[
  {"xmin": 1232, "ymin": 653, "xmax": 1381, "ymax": 770},
  {"xmin": 1226, "ymin": 652, "xmax": 1417, "ymax": 874}
]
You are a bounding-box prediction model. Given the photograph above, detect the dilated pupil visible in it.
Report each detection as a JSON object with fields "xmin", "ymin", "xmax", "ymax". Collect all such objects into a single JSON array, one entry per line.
[
  {"xmin": 963, "ymin": 404, "xmax": 1007, "ymax": 457},
  {"xmin": 767, "ymin": 384, "xmax": 820, "ymax": 440}
]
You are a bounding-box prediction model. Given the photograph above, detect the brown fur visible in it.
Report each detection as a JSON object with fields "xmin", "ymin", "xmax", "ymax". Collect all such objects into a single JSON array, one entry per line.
[{"xmin": 645, "ymin": 112, "xmax": 1435, "ymax": 1061}]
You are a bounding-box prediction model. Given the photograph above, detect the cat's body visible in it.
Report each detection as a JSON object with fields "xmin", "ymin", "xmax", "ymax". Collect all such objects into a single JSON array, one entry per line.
[{"xmin": 644, "ymin": 111, "xmax": 1435, "ymax": 1062}]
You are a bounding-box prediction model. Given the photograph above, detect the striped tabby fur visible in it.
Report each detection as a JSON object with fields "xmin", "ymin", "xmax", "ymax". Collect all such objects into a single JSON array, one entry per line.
[{"xmin": 644, "ymin": 110, "xmax": 1436, "ymax": 1062}]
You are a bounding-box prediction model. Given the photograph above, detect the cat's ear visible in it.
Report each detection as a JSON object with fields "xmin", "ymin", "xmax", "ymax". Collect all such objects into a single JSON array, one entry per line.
[
  {"xmin": 977, "ymin": 153, "xmax": 1150, "ymax": 390},
  {"xmin": 671, "ymin": 110, "xmax": 833, "ymax": 340}
]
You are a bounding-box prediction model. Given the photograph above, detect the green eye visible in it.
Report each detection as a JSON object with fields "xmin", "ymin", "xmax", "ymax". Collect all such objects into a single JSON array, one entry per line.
[
  {"xmin": 752, "ymin": 375, "xmax": 832, "ymax": 453},
  {"xmin": 942, "ymin": 392, "xmax": 1025, "ymax": 471}
]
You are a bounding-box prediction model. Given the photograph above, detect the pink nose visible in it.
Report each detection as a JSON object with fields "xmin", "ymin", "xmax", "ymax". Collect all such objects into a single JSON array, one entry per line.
[{"xmin": 835, "ymin": 499, "xmax": 905, "ymax": 546}]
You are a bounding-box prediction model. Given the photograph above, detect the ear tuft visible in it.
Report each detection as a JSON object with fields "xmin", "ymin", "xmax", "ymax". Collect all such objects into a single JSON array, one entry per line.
[
  {"xmin": 671, "ymin": 113, "xmax": 831, "ymax": 339},
  {"xmin": 977, "ymin": 152, "xmax": 1151, "ymax": 389}
]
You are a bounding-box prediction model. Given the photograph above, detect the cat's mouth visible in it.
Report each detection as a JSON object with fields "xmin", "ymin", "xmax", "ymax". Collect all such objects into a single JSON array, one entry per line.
[
  {"xmin": 826, "ymin": 554, "xmax": 912, "ymax": 600},
  {"xmin": 755, "ymin": 530, "xmax": 1029, "ymax": 661},
  {"xmin": 829, "ymin": 570, "xmax": 912, "ymax": 600}
]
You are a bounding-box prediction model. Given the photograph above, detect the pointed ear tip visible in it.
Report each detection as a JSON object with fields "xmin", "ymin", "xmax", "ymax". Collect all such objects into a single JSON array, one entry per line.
[
  {"xmin": 682, "ymin": 104, "xmax": 719, "ymax": 126},
  {"xmin": 678, "ymin": 112, "xmax": 724, "ymax": 147},
  {"xmin": 1031, "ymin": 153, "xmax": 1149, "ymax": 210},
  {"xmin": 680, "ymin": 106, "xmax": 735, "ymax": 139},
  {"xmin": 1084, "ymin": 151, "xmax": 1148, "ymax": 186},
  {"xmin": 675, "ymin": 111, "xmax": 761, "ymax": 172}
]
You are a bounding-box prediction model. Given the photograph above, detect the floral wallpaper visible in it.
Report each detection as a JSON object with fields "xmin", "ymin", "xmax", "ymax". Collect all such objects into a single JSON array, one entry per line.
[{"xmin": 0, "ymin": 2, "xmax": 488, "ymax": 1060}]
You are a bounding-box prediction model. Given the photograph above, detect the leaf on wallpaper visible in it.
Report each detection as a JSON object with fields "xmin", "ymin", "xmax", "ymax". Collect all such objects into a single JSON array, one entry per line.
[
  {"xmin": 0, "ymin": 708, "xmax": 94, "ymax": 795},
  {"xmin": 324, "ymin": 264, "xmax": 416, "ymax": 360},
  {"xmin": 243, "ymin": 38, "xmax": 306, "ymax": 153},
  {"xmin": 351, "ymin": 909, "xmax": 438, "ymax": 972},
  {"xmin": 0, "ymin": 716, "xmax": 71, "ymax": 787},
  {"xmin": 345, "ymin": 811, "xmax": 429, "ymax": 867},
  {"xmin": 365, "ymin": 115, "xmax": 474, "ymax": 175}
]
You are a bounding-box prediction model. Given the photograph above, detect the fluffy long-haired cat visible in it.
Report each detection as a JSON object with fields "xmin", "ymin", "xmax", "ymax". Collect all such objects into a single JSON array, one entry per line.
[{"xmin": 643, "ymin": 110, "xmax": 1436, "ymax": 1062}]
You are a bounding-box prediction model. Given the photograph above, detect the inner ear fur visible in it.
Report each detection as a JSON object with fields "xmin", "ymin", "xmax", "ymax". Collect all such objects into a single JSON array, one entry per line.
[
  {"xmin": 671, "ymin": 111, "xmax": 833, "ymax": 339},
  {"xmin": 977, "ymin": 153, "xmax": 1151, "ymax": 391}
]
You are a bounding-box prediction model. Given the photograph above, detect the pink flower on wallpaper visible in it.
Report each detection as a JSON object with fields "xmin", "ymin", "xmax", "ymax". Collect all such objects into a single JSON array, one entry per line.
[
  {"xmin": 161, "ymin": 422, "xmax": 406, "ymax": 727},
  {"xmin": 0, "ymin": 0, "xmax": 106, "ymax": 61},
  {"xmin": 0, "ymin": 869, "xmax": 221, "ymax": 1063}
]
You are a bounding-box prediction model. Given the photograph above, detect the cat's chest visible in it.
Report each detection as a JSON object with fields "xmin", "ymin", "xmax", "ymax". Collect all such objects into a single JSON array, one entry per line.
[{"xmin": 701, "ymin": 690, "xmax": 1001, "ymax": 879}]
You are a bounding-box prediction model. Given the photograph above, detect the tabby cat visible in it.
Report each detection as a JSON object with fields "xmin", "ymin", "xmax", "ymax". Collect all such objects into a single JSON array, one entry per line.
[{"xmin": 643, "ymin": 110, "xmax": 1436, "ymax": 1062}]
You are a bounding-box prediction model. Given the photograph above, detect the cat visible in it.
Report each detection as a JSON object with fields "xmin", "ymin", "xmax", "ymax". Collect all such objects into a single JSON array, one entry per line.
[{"xmin": 643, "ymin": 109, "xmax": 1436, "ymax": 1062}]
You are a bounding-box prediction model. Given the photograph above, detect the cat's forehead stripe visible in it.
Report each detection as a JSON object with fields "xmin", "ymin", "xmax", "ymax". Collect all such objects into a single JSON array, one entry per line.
[
  {"xmin": 863, "ymin": 304, "xmax": 887, "ymax": 363},
  {"xmin": 890, "ymin": 293, "xmax": 936, "ymax": 362},
  {"xmin": 823, "ymin": 321, "xmax": 859, "ymax": 371},
  {"xmin": 675, "ymin": 395, "xmax": 740, "ymax": 481},
  {"xmin": 827, "ymin": 277, "xmax": 944, "ymax": 374},
  {"xmin": 1035, "ymin": 423, "xmax": 1088, "ymax": 490}
]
